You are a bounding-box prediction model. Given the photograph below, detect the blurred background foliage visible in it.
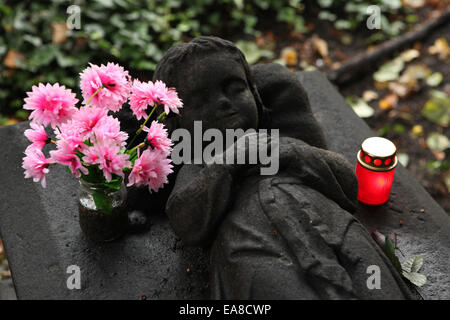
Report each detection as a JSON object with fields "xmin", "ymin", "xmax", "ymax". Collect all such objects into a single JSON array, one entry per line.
[{"xmin": 0, "ymin": 0, "xmax": 410, "ymax": 122}]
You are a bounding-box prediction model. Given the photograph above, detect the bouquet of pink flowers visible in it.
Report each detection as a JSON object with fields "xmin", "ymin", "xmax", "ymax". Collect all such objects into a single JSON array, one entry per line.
[{"xmin": 22, "ymin": 62, "xmax": 182, "ymax": 194}]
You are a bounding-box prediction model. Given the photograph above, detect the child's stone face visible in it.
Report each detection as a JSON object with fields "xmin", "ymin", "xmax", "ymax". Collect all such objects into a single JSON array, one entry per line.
[{"xmin": 174, "ymin": 52, "xmax": 259, "ymax": 135}]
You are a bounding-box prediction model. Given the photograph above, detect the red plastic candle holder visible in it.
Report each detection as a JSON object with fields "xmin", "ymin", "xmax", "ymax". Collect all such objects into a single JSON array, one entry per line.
[{"xmin": 355, "ymin": 137, "xmax": 398, "ymax": 205}]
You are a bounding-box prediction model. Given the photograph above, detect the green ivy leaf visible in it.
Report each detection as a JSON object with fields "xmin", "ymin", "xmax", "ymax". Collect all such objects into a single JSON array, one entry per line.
[
  {"xmin": 235, "ymin": 40, "xmax": 274, "ymax": 65},
  {"xmin": 426, "ymin": 72, "xmax": 443, "ymax": 87},
  {"xmin": 426, "ymin": 133, "xmax": 450, "ymax": 152},
  {"xmin": 422, "ymin": 90, "xmax": 450, "ymax": 126},
  {"xmin": 373, "ymin": 58, "xmax": 405, "ymax": 82},
  {"xmin": 397, "ymin": 153, "xmax": 410, "ymax": 167},
  {"xmin": 346, "ymin": 97, "xmax": 374, "ymax": 118}
]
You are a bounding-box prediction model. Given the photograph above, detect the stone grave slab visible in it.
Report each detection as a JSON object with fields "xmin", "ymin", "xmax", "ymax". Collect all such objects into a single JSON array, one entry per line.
[{"xmin": 0, "ymin": 71, "xmax": 448, "ymax": 299}]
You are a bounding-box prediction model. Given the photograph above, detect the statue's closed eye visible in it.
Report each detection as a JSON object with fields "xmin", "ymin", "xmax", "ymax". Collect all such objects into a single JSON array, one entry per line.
[{"xmin": 224, "ymin": 79, "xmax": 247, "ymax": 96}]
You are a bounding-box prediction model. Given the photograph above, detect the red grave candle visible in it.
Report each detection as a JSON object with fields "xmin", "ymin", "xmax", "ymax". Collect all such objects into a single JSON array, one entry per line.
[{"xmin": 355, "ymin": 137, "xmax": 398, "ymax": 205}]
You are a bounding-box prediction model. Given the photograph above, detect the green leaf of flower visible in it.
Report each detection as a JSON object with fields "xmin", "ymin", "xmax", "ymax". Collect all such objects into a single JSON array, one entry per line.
[
  {"xmin": 383, "ymin": 237, "xmax": 403, "ymax": 273},
  {"xmin": 93, "ymin": 190, "xmax": 113, "ymax": 214}
]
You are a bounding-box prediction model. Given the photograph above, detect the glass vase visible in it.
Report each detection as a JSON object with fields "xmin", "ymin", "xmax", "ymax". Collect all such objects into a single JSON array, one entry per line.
[{"xmin": 78, "ymin": 178, "xmax": 128, "ymax": 242}]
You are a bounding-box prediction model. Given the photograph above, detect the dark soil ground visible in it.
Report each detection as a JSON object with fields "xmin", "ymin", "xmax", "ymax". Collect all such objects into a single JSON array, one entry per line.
[
  {"xmin": 252, "ymin": 8, "xmax": 450, "ymax": 214},
  {"xmin": 340, "ymin": 24, "xmax": 450, "ymax": 214}
]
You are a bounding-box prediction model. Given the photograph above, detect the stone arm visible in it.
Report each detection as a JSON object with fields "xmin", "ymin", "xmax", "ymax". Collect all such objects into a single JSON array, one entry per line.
[
  {"xmin": 165, "ymin": 163, "xmax": 236, "ymax": 246},
  {"xmin": 165, "ymin": 132, "xmax": 268, "ymax": 246}
]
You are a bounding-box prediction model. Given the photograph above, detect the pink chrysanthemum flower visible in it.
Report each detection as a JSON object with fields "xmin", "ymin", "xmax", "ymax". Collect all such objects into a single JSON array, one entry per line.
[
  {"xmin": 24, "ymin": 122, "xmax": 48, "ymax": 150},
  {"xmin": 54, "ymin": 120, "xmax": 84, "ymax": 149},
  {"xmin": 129, "ymin": 80, "xmax": 183, "ymax": 120},
  {"xmin": 22, "ymin": 148, "xmax": 51, "ymax": 188},
  {"xmin": 155, "ymin": 80, "xmax": 183, "ymax": 115},
  {"xmin": 72, "ymin": 106, "xmax": 108, "ymax": 139},
  {"xmin": 93, "ymin": 116, "xmax": 128, "ymax": 148},
  {"xmin": 80, "ymin": 145, "xmax": 99, "ymax": 165},
  {"xmin": 127, "ymin": 149, "xmax": 173, "ymax": 193},
  {"xmin": 80, "ymin": 62, "xmax": 131, "ymax": 112},
  {"xmin": 23, "ymin": 83, "xmax": 78, "ymax": 128},
  {"xmin": 129, "ymin": 80, "xmax": 156, "ymax": 120},
  {"xmin": 143, "ymin": 121, "xmax": 172, "ymax": 155},
  {"xmin": 87, "ymin": 140, "xmax": 131, "ymax": 182},
  {"xmin": 50, "ymin": 140, "xmax": 88, "ymax": 178}
]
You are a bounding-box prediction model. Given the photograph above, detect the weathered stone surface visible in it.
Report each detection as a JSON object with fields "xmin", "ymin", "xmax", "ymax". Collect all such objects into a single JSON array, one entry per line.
[
  {"xmin": 0, "ymin": 71, "xmax": 448, "ymax": 299},
  {"xmin": 0, "ymin": 279, "xmax": 16, "ymax": 300}
]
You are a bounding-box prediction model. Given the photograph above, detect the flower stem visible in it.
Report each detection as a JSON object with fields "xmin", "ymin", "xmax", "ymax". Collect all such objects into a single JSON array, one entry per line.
[
  {"xmin": 129, "ymin": 142, "xmax": 146, "ymax": 154},
  {"xmin": 86, "ymin": 87, "xmax": 103, "ymax": 106},
  {"xmin": 126, "ymin": 104, "xmax": 158, "ymax": 150},
  {"xmin": 137, "ymin": 104, "xmax": 158, "ymax": 135}
]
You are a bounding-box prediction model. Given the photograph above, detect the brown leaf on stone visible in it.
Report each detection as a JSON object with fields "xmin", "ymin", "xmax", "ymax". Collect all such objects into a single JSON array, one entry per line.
[
  {"xmin": 3, "ymin": 50, "xmax": 25, "ymax": 69},
  {"xmin": 52, "ymin": 22, "xmax": 68, "ymax": 44}
]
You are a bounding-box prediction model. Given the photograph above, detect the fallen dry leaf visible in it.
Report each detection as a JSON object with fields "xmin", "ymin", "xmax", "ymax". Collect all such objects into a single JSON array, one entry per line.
[
  {"xmin": 399, "ymin": 63, "xmax": 431, "ymax": 87},
  {"xmin": 432, "ymin": 150, "xmax": 446, "ymax": 161},
  {"xmin": 402, "ymin": 0, "xmax": 426, "ymax": 9},
  {"xmin": 280, "ymin": 47, "xmax": 298, "ymax": 66},
  {"xmin": 5, "ymin": 118, "xmax": 19, "ymax": 126},
  {"xmin": 411, "ymin": 124, "xmax": 424, "ymax": 136},
  {"xmin": 51, "ymin": 22, "xmax": 68, "ymax": 44},
  {"xmin": 379, "ymin": 92, "xmax": 399, "ymax": 110},
  {"xmin": 428, "ymin": 38, "xmax": 450, "ymax": 60},
  {"xmin": 3, "ymin": 50, "xmax": 25, "ymax": 68},
  {"xmin": 363, "ymin": 90, "xmax": 379, "ymax": 102},
  {"xmin": 299, "ymin": 38, "xmax": 315, "ymax": 65},
  {"xmin": 331, "ymin": 61, "xmax": 342, "ymax": 69},
  {"xmin": 334, "ymin": 49, "xmax": 347, "ymax": 61},
  {"xmin": 388, "ymin": 82, "xmax": 413, "ymax": 98},
  {"xmin": 399, "ymin": 49, "xmax": 420, "ymax": 62},
  {"xmin": 312, "ymin": 35, "xmax": 329, "ymax": 58},
  {"xmin": 374, "ymin": 81, "xmax": 389, "ymax": 90}
]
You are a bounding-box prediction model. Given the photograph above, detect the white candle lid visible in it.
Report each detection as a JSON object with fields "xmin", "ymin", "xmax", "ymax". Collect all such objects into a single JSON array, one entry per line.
[{"xmin": 361, "ymin": 137, "xmax": 396, "ymax": 157}]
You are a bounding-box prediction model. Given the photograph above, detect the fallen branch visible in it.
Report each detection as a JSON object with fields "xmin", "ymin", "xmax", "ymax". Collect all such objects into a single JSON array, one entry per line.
[{"xmin": 327, "ymin": 8, "xmax": 450, "ymax": 85}]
